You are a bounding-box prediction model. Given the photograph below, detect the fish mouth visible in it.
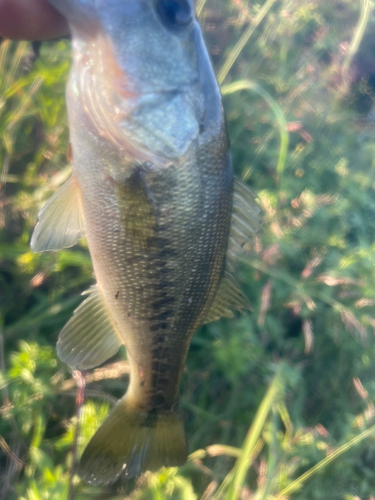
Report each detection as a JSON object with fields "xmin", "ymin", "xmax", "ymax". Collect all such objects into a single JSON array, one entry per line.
[
  {"xmin": 70, "ymin": 32, "xmax": 173, "ymax": 168},
  {"xmin": 72, "ymin": 31, "xmax": 197, "ymax": 170}
]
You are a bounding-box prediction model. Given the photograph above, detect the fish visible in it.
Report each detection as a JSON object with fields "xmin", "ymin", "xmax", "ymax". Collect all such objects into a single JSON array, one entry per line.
[{"xmin": 30, "ymin": 0, "xmax": 262, "ymax": 486}]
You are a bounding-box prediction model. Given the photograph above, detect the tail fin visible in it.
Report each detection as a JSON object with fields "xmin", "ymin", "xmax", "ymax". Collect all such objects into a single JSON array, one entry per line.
[{"xmin": 78, "ymin": 397, "xmax": 187, "ymax": 485}]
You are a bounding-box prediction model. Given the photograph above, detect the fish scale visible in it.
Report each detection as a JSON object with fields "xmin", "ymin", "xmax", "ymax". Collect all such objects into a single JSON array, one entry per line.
[
  {"xmin": 80, "ymin": 142, "xmax": 227, "ymax": 404},
  {"xmin": 30, "ymin": 0, "xmax": 262, "ymax": 485}
]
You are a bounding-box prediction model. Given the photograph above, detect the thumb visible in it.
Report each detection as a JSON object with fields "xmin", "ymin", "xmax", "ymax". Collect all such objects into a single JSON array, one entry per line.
[{"xmin": 0, "ymin": 0, "xmax": 69, "ymax": 41}]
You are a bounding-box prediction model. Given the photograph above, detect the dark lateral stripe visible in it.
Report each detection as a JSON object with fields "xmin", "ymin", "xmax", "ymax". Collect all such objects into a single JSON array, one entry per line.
[
  {"xmin": 152, "ymin": 346, "xmax": 170, "ymax": 357},
  {"xmin": 149, "ymin": 323, "xmax": 168, "ymax": 332},
  {"xmin": 152, "ymin": 296, "xmax": 175, "ymax": 310},
  {"xmin": 150, "ymin": 310, "xmax": 171, "ymax": 322}
]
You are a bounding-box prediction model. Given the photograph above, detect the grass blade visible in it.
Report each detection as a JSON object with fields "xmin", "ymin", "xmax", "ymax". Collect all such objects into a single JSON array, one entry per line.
[
  {"xmin": 223, "ymin": 365, "xmax": 284, "ymax": 500},
  {"xmin": 218, "ymin": 0, "xmax": 277, "ymax": 85},
  {"xmin": 221, "ymin": 80, "xmax": 288, "ymax": 176},
  {"xmin": 276, "ymin": 424, "xmax": 375, "ymax": 498},
  {"xmin": 342, "ymin": 0, "xmax": 372, "ymax": 78},
  {"xmin": 196, "ymin": 0, "xmax": 208, "ymax": 17}
]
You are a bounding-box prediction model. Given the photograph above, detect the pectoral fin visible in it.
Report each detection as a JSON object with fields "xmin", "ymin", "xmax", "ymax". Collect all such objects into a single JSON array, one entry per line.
[
  {"xmin": 31, "ymin": 175, "xmax": 85, "ymax": 252},
  {"xmin": 202, "ymin": 271, "xmax": 251, "ymax": 324},
  {"xmin": 227, "ymin": 178, "xmax": 262, "ymax": 269},
  {"xmin": 57, "ymin": 285, "xmax": 122, "ymax": 370}
]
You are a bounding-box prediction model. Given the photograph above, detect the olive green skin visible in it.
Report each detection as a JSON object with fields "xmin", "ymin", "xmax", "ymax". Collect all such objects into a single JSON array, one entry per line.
[
  {"xmin": 61, "ymin": 0, "xmax": 233, "ymax": 414},
  {"xmin": 70, "ymin": 106, "xmax": 232, "ymax": 412}
]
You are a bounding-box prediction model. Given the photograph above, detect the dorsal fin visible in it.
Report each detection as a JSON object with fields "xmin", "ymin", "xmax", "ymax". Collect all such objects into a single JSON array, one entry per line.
[
  {"xmin": 57, "ymin": 285, "xmax": 122, "ymax": 370},
  {"xmin": 202, "ymin": 271, "xmax": 251, "ymax": 325},
  {"xmin": 31, "ymin": 175, "xmax": 85, "ymax": 252},
  {"xmin": 227, "ymin": 178, "xmax": 262, "ymax": 269},
  {"xmin": 203, "ymin": 178, "xmax": 261, "ymax": 324}
]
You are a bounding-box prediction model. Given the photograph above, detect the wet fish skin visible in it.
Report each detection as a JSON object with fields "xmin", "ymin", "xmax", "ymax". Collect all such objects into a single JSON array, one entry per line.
[
  {"xmin": 61, "ymin": 0, "xmax": 232, "ymax": 411},
  {"xmin": 31, "ymin": 0, "xmax": 261, "ymax": 485}
]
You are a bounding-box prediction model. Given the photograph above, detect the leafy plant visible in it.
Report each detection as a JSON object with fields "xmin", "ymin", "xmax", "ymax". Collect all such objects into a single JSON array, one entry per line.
[{"xmin": 2, "ymin": 0, "xmax": 375, "ymax": 499}]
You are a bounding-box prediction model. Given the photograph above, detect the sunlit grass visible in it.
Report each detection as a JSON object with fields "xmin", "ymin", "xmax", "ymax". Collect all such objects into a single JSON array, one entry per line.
[
  {"xmin": 342, "ymin": 0, "xmax": 373, "ymax": 79},
  {"xmin": 217, "ymin": 0, "xmax": 278, "ymax": 85},
  {"xmin": 2, "ymin": 0, "xmax": 375, "ymax": 498},
  {"xmin": 221, "ymin": 80, "xmax": 288, "ymax": 176}
]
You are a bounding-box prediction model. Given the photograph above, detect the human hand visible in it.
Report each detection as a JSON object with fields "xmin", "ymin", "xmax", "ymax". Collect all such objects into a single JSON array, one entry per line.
[{"xmin": 0, "ymin": 0, "xmax": 69, "ymax": 40}]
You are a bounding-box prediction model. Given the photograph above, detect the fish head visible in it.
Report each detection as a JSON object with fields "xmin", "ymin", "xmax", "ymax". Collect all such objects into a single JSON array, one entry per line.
[
  {"xmin": 50, "ymin": 0, "xmax": 199, "ymax": 91},
  {"xmin": 49, "ymin": 0, "xmax": 224, "ymax": 164}
]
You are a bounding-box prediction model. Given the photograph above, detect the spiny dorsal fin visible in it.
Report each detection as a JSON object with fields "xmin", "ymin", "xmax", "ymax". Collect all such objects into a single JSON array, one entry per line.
[
  {"xmin": 31, "ymin": 175, "xmax": 85, "ymax": 252},
  {"xmin": 202, "ymin": 271, "xmax": 251, "ymax": 325},
  {"xmin": 203, "ymin": 178, "xmax": 260, "ymax": 325},
  {"xmin": 227, "ymin": 178, "xmax": 262, "ymax": 270},
  {"xmin": 57, "ymin": 285, "xmax": 122, "ymax": 370}
]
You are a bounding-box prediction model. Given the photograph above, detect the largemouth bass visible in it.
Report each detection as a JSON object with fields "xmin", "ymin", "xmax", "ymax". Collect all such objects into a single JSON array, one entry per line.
[{"xmin": 31, "ymin": 0, "xmax": 261, "ymax": 485}]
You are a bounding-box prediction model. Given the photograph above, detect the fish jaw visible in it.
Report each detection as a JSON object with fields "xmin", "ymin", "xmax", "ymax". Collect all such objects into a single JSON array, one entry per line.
[
  {"xmin": 66, "ymin": 32, "xmax": 202, "ymax": 167},
  {"xmin": 50, "ymin": 0, "xmax": 224, "ymax": 164}
]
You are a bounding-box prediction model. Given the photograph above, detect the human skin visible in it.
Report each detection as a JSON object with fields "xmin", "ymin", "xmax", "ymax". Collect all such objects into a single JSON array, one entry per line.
[{"xmin": 0, "ymin": 0, "xmax": 69, "ymax": 40}]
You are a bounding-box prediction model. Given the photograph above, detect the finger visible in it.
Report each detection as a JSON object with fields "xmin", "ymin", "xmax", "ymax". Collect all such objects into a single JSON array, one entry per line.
[{"xmin": 0, "ymin": 0, "xmax": 69, "ymax": 41}]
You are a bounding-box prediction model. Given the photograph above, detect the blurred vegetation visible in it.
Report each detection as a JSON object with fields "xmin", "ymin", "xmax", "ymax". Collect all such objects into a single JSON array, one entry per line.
[{"xmin": 2, "ymin": 0, "xmax": 375, "ymax": 498}]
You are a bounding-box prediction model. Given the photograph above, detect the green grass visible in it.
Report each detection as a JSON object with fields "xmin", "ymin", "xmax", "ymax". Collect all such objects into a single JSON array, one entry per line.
[{"xmin": 2, "ymin": 0, "xmax": 375, "ymax": 498}]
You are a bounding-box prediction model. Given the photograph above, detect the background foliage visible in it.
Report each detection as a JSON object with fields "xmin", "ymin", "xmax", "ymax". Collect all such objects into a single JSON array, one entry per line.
[{"xmin": 1, "ymin": 0, "xmax": 375, "ymax": 498}]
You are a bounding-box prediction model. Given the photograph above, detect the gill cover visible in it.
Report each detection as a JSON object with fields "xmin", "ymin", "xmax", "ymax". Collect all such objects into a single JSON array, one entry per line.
[{"xmin": 49, "ymin": 0, "xmax": 223, "ymax": 145}]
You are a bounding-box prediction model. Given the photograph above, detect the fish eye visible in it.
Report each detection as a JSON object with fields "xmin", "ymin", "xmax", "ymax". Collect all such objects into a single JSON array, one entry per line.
[{"xmin": 155, "ymin": 0, "xmax": 194, "ymax": 30}]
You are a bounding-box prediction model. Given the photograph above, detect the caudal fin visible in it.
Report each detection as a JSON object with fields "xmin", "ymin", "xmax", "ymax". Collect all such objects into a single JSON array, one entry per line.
[{"xmin": 78, "ymin": 397, "xmax": 187, "ymax": 485}]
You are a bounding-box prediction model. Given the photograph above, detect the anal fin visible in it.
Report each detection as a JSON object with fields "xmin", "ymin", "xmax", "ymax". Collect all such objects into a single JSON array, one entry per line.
[
  {"xmin": 202, "ymin": 271, "xmax": 251, "ymax": 325},
  {"xmin": 57, "ymin": 285, "xmax": 122, "ymax": 370},
  {"xmin": 31, "ymin": 175, "xmax": 85, "ymax": 252}
]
